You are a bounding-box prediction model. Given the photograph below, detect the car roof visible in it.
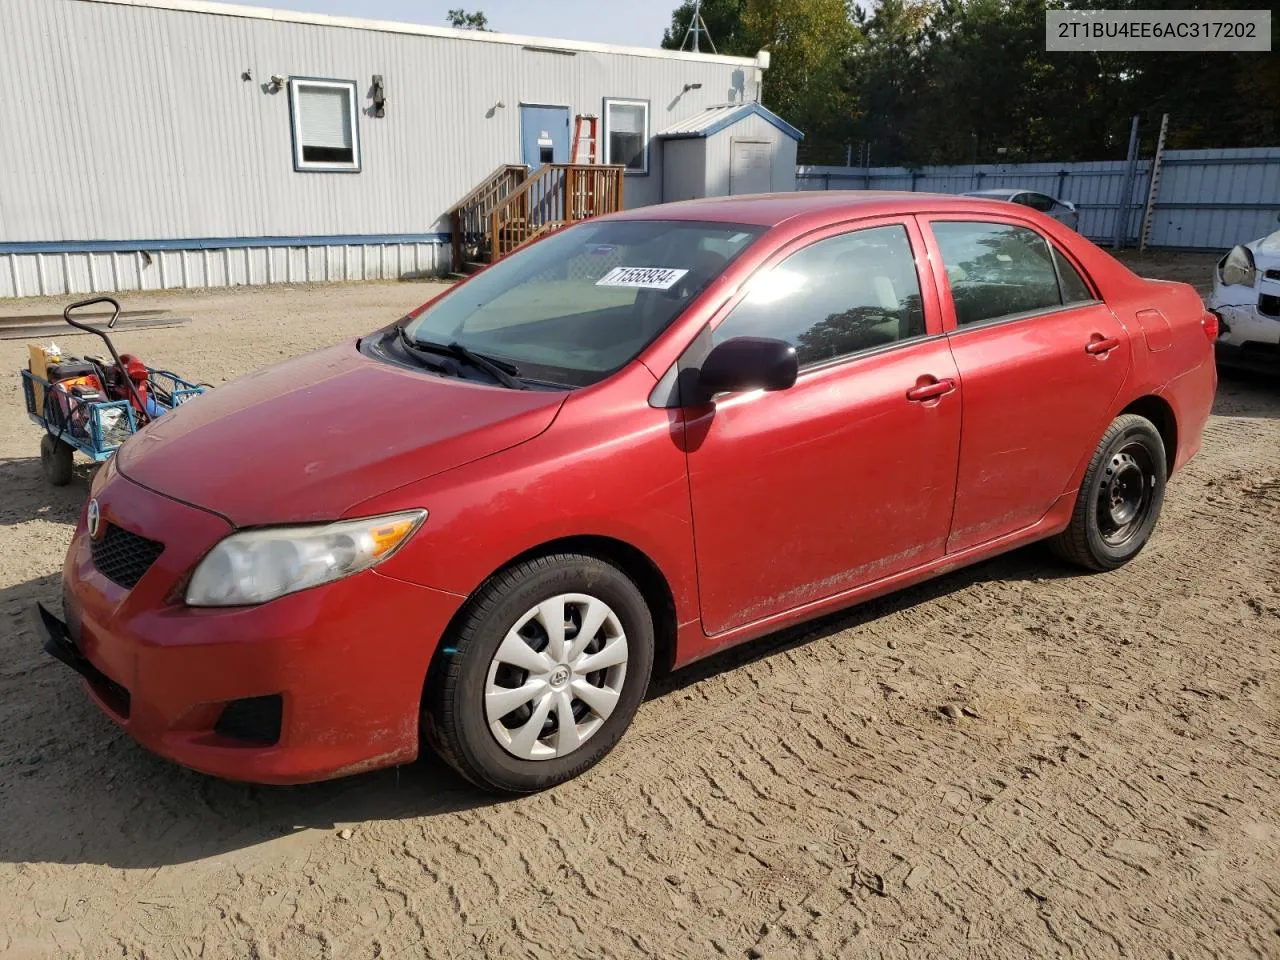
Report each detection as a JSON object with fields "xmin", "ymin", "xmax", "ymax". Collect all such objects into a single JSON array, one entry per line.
[
  {"xmin": 962, "ymin": 188, "xmax": 1025, "ymax": 199},
  {"xmin": 610, "ymin": 190, "xmax": 1046, "ymax": 229}
]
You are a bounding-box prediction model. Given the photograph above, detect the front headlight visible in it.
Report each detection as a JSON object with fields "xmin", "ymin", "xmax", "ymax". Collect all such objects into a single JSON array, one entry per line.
[
  {"xmin": 185, "ymin": 510, "xmax": 426, "ymax": 607},
  {"xmin": 1220, "ymin": 244, "xmax": 1256, "ymax": 287}
]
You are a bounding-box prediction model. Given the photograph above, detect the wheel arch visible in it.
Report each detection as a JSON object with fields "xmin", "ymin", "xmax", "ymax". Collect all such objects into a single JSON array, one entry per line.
[
  {"xmin": 420, "ymin": 534, "xmax": 679, "ymax": 720},
  {"xmin": 1119, "ymin": 394, "xmax": 1178, "ymax": 476}
]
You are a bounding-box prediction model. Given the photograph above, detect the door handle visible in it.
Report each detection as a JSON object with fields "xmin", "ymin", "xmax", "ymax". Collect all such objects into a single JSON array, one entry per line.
[
  {"xmin": 906, "ymin": 378, "xmax": 956, "ymax": 402},
  {"xmin": 1085, "ymin": 335, "xmax": 1121, "ymax": 355}
]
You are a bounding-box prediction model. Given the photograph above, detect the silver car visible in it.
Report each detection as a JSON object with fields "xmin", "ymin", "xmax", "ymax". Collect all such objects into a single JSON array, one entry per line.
[{"xmin": 962, "ymin": 188, "xmax": 1080, "ymax": 231}]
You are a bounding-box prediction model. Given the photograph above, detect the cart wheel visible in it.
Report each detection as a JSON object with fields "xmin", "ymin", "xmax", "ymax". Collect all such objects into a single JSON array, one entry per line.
[{"xmin": 41, "ymin": 434, "xmax": 75, "ymax": 486}]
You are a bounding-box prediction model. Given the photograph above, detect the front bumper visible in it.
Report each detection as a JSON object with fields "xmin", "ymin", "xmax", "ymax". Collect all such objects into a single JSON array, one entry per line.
[
  {"xmin": 44, "ymin": 473, "xmax": 464, "ymax": 785},
  {"xmin": 1210, "ymin": 298, "xmax": 1280, "ymax": 373}
]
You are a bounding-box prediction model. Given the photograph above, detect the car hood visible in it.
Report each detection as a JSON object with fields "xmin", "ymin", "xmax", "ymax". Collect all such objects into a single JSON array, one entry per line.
[{"xmin": 115, "ymin": 341, "xmax": 566, "ymax": 527}]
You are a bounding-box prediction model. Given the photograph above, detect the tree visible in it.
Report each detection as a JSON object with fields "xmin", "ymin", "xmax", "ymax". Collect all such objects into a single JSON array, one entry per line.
[
  {"xmin": 446, "ymin": 8, "xmax": 490, "ymax": 30},
  {"xmin": 662, "ymin": 0, "xmax": 1280, "ymax": 166},
  {"xmin": 741, "ymin": 0, "xmax": 861, "ymax": 150}
]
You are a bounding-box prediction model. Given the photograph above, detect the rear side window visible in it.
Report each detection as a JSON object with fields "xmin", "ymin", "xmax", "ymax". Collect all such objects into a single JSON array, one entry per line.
[
  {"xmin": 1022, "ymin": 193, "xmax": 1057, "ymax": 213},
  {"xmin": 932, "ymin": 221, "xmax": 1064, "ymax": 326},
  {"xmin": 1055, "ymin": 249, "xmax": 1095, "ymax": 303},
  {"xmin": 713, "ymin": 224, "xmax": 926, "ymax": 368}
]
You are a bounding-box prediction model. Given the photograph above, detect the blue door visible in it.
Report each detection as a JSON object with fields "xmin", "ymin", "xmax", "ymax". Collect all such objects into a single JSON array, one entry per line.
[{"xmin": 520, "ymin": 105, "xmax": 571, "ymax": 169}]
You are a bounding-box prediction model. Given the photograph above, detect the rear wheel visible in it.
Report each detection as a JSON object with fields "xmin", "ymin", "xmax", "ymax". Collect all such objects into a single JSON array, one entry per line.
[
  {"xmin": 1051, "ymin": 414, "xmax": 1167, "ymax": 571},
  {"xmin": 40, "ymin": 434, "xmax": 74, "ymax": 486},
  {"xmin": 425, "ymin": 553, "xmax": 654, "ymax": 793}
]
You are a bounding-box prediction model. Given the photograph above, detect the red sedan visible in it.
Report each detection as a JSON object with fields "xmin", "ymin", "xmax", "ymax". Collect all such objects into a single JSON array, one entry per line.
[{"xmin": 38, "ymin": 192, "xmax": 1217, "ymax": 793}]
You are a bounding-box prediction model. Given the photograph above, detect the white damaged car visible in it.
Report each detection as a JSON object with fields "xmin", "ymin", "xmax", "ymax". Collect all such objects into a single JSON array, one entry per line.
[{"xmin": 1208, "ymin": 220, "xmax": 1280, "ymax": 371}]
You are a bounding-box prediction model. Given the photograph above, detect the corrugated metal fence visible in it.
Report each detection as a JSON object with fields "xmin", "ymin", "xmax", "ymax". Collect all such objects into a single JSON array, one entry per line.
[{"xmin": 797, "ymin": 147, "xmax": 1280, "ymax": 250}]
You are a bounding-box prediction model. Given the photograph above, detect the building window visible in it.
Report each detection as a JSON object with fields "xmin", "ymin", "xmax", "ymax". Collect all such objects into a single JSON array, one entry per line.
[
  {"xmin": 603, "ymin": 98, "xmax": 649, "ymax": 175},
  {"xmin": 288, "ymin": 78, "xmax": 360, "ymax": 172}
]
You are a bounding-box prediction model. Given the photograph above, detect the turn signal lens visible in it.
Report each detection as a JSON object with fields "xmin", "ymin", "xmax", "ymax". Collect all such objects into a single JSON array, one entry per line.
[{"xmin": 370, "ymin": 516, "xmax": 420, "ymax": 558}]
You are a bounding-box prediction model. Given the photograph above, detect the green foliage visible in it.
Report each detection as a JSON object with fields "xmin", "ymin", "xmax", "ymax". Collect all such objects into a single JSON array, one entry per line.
[
  {"xmin": 446, "ymin": 8, "xmax": 490, "ymax": 31},
  {"xmin": 661, "ymin": 0, "xmax": 1280, "ymax": 163}
]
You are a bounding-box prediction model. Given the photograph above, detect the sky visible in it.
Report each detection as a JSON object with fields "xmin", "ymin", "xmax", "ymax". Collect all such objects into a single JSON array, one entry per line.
[{"xmin": 217, "ymin": 0, "xmax": 680, "ymax": 47}]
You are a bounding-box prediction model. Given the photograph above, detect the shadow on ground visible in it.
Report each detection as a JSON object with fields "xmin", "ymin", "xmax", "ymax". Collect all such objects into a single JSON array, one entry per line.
[
  {"xmin": 0, "ymin": 456, "xmax": 92, "ymax": 529},
  {"xmin": 0, "ymin": 540, "xmax": 1075, "ymax": 872},
  {"xmin": 1213, "ymin": 366, "xmax": 1280, "ymax": 419}
]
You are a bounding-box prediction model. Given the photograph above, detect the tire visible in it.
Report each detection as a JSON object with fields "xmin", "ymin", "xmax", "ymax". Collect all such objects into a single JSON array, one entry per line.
[
  {"xmin": 41, "ymin": 434, "xmax": 75, "ymax": 487},
  {"xmin": 1050, "ymin": 414, "xmax": 1167, "ymax": 571},
  {"xmin": 425, "ymin": 553, "xmax": 655, "ymax": 793}
]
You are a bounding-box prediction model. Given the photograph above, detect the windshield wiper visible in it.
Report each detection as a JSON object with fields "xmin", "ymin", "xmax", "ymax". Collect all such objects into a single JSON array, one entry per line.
[{"xmin": 396, "ymin": 326, "xmax": 527, "ymax": 390}]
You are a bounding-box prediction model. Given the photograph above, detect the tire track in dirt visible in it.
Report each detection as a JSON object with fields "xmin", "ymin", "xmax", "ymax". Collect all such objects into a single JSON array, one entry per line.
[{"xmin": 0, "ymin": 289, "xmax": 1276, "ymax": 959}]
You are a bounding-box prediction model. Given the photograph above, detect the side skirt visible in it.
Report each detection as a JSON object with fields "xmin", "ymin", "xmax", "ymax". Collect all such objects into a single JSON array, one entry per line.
[{"xmin": 673, "ymin": 493, "xmax": 1075, "ymax": 669}]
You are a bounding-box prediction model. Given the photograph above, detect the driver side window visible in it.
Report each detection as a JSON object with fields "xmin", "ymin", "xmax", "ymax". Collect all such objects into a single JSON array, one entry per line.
[{"xmin": 712, "ymin": 224, "xmax": 926, "ymax": 368}]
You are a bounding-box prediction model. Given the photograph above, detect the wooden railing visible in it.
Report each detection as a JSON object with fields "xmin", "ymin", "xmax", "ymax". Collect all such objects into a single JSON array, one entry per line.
[
  {"xmin": 489, "ymin": 164, "xmax": 626, "ymax": 262},
  {"xmin": 447, "ymin": 164, "xmax": 529, "ymax": 270}
]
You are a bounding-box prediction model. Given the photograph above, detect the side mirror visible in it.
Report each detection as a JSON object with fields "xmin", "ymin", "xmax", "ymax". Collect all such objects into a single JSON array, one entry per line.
[{"xmin": 698, "ymin": 336, "xmax": 798, "ymax": 397}]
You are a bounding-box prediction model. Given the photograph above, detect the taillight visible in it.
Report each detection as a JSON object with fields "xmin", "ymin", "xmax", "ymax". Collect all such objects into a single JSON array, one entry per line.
[{"xmin": 1202, "ymin": 311, "xmax": 1220, "ymax": 341}]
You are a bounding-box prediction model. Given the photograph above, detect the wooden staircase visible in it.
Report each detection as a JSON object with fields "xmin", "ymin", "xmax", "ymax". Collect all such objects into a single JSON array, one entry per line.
[{"xmin": 447, "ymin": 163, "xmax": 625, "ymax": 275}]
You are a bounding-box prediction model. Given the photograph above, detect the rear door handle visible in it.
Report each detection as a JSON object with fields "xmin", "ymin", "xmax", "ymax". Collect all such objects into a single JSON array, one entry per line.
[
  {"xmin": 906, "ymin": 378, "xmax": 956, "ymax": 402},
  {"xmin": 1085, "ymin": 335, "xmax": 1121, "ymax": 355}
]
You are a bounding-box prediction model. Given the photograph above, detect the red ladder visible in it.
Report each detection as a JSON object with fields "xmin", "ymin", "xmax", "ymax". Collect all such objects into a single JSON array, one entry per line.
[
  {"xmin": 572, "ymin": 114, "xmax": 599, "ymax": 164},
  {"xmin": 570, "ymin": 114, "xmax": 599, "ymax": 220}
]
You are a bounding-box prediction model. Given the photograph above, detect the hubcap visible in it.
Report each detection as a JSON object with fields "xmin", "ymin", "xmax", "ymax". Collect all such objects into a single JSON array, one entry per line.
[
  {"xmin": 1096, "ymin": 443, "xmax": 1155, "ymax": 546},
  {"xmin": 484, "ymin": 593, "xmax": 629, "ymax": 761}
]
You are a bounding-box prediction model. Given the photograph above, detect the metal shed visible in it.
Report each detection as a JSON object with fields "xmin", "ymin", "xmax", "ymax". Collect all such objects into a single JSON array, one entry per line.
[{"xmin": 659, "ymin": 103, "xmax": 803, "ymax": 203}]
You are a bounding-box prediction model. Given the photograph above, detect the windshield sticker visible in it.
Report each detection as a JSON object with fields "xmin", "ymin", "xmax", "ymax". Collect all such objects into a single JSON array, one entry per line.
[
  {"xmin": 596, "ymin": 266, "xmax": 689, "ymax": 290},
  {"xmin": 589, "ymin": 244, "xmax": 616, "ymax": 255}
]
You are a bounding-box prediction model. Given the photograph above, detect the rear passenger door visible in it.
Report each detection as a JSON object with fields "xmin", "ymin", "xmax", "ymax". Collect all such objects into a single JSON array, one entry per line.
[{"xmin": 921, "ymin": 217, "xmax": 1131, "ymax": 553}]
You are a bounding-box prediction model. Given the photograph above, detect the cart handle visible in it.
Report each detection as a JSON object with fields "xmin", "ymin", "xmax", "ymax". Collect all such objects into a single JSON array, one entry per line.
[
  {"xmin": 64, "ymin": 296, "xmax": 122, "ymax": 331},
  {"xmin": 61, "ymin": 296, "xmax": 150, "ymax": 424}
]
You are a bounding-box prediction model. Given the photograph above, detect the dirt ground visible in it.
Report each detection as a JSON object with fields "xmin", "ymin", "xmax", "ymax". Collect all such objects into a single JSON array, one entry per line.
[{"xmin": 1, "ymin": 263, "xmax": 1277, "ymax": 960}]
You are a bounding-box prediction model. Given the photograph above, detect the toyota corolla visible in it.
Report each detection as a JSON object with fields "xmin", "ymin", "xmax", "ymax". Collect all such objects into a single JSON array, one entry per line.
[{"xmin": 37, "ymin": 192, "xmax": 1217, "ymax": 793}]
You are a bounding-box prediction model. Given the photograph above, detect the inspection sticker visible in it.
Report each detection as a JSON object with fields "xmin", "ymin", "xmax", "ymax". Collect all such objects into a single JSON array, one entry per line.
[{"xmin": 595, "ymin": 266, "xmax": 689, "ymax": 290}]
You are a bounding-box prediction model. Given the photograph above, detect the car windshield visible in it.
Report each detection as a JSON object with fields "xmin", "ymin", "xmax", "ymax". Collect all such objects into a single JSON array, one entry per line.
[{"xmin": 402, "ymin": 219, "xmax": 764, "ymax": 387}]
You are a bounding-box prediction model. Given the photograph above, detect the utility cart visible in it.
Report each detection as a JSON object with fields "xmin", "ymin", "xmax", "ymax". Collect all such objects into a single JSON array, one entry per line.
[{"xmin": 20, "ymin": 297, "xmax": 207, "ymax": 485}]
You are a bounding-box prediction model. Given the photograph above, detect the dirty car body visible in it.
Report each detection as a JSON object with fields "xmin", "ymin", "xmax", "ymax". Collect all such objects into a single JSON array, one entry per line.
[{"xmin": 39, "ymin": 192, "xmax": 1216, "ymax": 791}]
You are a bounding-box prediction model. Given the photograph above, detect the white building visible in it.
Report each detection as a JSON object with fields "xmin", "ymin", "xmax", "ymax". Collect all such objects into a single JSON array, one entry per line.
[{"xmin": 0, "ymin": 0, "xmax": 802, "ymax": 297}]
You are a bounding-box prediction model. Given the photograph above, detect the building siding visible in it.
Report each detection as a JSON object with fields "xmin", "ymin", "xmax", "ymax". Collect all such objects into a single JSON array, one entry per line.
[
  {"xmin": 704, "ymin": 114, "xmax": 797, "ymax": 197},
  {"xmin": 0, "ymin": 0, "xmax": 761, "ymax": 296},
  {"xmin": 662, "ymin": 138, "xmax": 707, "ymax": 203}
]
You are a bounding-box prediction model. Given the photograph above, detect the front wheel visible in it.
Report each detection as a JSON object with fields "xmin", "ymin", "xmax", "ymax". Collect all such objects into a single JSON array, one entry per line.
[
  {"xmin": 425, "ymin": 554, "xmax": 655, "ymax": 793},
  {"xmin": 1050, "ymin": 414, "xmax": 1167, "ymax": 571}
]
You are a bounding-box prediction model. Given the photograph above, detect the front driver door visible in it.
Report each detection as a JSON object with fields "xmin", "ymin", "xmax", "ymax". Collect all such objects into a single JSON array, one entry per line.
[{"xmin": 683, "ymin": 219, "xmax": 962, "ymax": 636}]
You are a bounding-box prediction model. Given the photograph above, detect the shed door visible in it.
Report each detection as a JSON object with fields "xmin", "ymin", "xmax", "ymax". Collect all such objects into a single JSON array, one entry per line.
[
  {"xmin": 730, "ymin": 139, "xmax": 773, "ymax": 195},
  {"xmin": 520, "ymin": 105, "xmax": 570, "ymax": 170}
]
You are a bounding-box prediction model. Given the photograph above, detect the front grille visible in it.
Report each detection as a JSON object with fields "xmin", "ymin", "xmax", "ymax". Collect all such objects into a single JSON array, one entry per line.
[
  {"xmin": 90, "ymin": 523, "xmax": 164, "ymax": 589},
  {"xmin": 1258, "ymin": 293, "xmax": 1280, "ymax": 318}
]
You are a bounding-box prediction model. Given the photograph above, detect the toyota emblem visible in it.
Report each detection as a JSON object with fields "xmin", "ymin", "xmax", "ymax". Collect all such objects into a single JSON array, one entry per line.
[{"xmin": 87, "ymin": 499, "xmax": 101, "ymax": 539}]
